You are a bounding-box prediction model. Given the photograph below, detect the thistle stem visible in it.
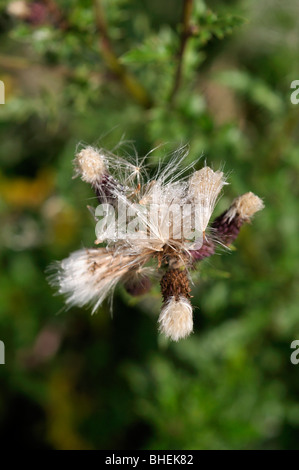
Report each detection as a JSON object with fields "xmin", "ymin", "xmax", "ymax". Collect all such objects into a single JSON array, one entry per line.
[
  {"xmin": 93, "ymin": 0, "xmax": 153, "ymax": 109},
  {"xmin": 169, "ymin": 0, "xmax": 194, "ymax": 104}
]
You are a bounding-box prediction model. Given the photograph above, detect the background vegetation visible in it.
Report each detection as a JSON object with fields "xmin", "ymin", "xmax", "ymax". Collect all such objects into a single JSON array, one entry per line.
[{"xmin": 0, "ymin": 0, "xmax": 299, "ymax": 449}]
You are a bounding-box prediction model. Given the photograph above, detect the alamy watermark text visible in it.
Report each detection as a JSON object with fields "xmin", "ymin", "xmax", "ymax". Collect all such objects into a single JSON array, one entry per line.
[
  {"xmin": 0, "ymin": 80, "xmax": 5, "ymax": 104},
  {"xmin": 0, "ymin": 341, "xmax": 5, "ymax": 364},
  {"xmin": 290, "ymin": 80, "xmax": 299, "ymax": 104},
  {"xmin": 290, "ymin": 340, "xmax": 299, "ymax": 365}
]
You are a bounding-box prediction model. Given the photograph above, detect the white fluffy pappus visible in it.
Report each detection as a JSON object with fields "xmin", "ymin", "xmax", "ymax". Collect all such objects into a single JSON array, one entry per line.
[
  {"xmin": 74, "ymin": 146, "xmax": 107, "ymax": 184},
  {"xmin": 51, "ymin": 145, "xmax": 227, "ymax": 318},
  {"xmin": 92, "ymin": 146, "xmax": 226, "ymax": 257},
  {"xmin": 158, "ymin": 296, "xmax": 193, "ymax": 341},
  {"xmin": 225, "ymin": 192, "xmax": 264, "ymax": 222},
  {"xmin": 49, "ymin": 143, "xmax": 264, "ymax": 342},
  {"xmin": 49, "ymin": 247, "xmax": 151, "ymax": 314},
  {"xmin": 188, "ymin": 166, "xmax": 227, "ymax": 233}
]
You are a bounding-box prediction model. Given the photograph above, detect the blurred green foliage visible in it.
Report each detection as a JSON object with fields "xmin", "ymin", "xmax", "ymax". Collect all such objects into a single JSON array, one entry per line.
[{"xmin": 0, "ymin": 0, "xmax": 299, "ymax": 450}]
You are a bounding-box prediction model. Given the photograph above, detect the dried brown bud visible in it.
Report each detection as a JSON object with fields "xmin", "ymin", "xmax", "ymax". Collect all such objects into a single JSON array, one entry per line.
[
  {"xmin": 212, "ymin": 192, "xmax": 264, "ymax": 245},
  {"xmin": 160, "ymin": 268, "xmax": 191, "ymax": 302}
]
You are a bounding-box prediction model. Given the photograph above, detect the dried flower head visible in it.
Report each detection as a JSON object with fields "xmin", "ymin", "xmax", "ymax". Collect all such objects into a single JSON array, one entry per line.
[
  {"xmin": 225, "ymin": 192, "xmax": 265, "ymax": 222},
  {"xmin": 74, "ymin": 146, "xmax": 107, "ymax": 184},
  {"xmin": 49, "ymin": 144, "xmax": 264, "ymax": 341},
  {"xmin": 188, "ymin": 166, "xmax": 227, "ymax": 233},
  {"xmin": 158, "ymin": 296, "xmax": 193, "ymax": 341}
]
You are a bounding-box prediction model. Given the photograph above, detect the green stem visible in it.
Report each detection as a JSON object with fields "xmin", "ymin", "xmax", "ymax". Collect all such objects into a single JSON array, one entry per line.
[
  {"xmin": 94, "ymin": 0, "xmax": 153, "ymax": 109},
  {"xmin": 169, "ymin": 0, "xmax": 194, "ymax": 104}
]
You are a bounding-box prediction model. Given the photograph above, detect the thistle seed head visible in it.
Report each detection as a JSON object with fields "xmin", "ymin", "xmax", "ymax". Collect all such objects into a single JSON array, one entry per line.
[
  {"xmin": 74, "ymin": 146, "xmax": 107, "ymax": 184},
  {"xmin": 188, "ymin": 166, "xmax": 227, "ymax": 232},
  {"xmin": 160, "ymin": 268, "xmax": 191, "ymax": 302},
  {"xmin": 49, "ymin": 248, "xmax": 150, "ymax": 314},
  {"xmin": 225, "ymin": 192, "xmax": 264, "ymax": 222},
  {"xmin": 49, "ymin": 143, "xmax": 264, "ymax": 341},
  {"xmin": 158, "ymin": 296, "xmax": 193, "ymax": 341}
]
